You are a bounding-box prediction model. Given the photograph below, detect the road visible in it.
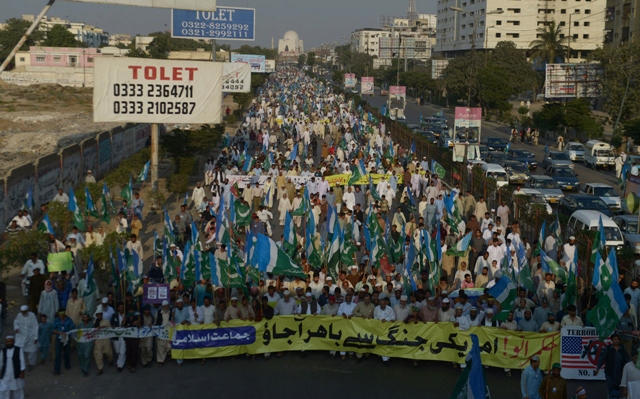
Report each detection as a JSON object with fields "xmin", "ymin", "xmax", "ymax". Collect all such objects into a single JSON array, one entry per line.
[{"xmin": 366, "ymin": 93, "xmax": 622, "ymax": 194}]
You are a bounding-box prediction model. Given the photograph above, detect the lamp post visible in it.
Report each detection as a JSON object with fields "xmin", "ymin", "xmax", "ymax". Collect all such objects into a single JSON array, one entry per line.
[
  {"xmin": 449, "ymin": 7, "xmax": 503, "ymax": 106},
  {"xmin": 484, "ymin": 25, "xmax": 495, "ymax": 66}
]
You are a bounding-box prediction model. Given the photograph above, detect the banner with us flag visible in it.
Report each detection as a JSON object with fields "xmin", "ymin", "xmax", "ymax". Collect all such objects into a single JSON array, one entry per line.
[{"xmin": 560, "ymin": 327, "xmax": 610, "ymax": 380}]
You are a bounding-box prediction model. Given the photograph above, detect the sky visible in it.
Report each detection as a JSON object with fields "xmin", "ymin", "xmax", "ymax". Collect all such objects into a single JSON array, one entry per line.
[{"xmin": 0, "ymin": 0, "xmax": 437, "ymax": 49}]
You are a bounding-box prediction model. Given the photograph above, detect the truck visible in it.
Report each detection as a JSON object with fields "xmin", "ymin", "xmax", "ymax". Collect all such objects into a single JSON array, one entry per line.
[{"xmin": 584, "ymin": 140, "xmax": 615, "ymax": 170}]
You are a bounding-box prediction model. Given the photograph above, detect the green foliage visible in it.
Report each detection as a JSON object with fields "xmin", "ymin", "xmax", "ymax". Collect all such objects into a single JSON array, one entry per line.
[
  {"xmin": 160, "ymin": 125, "xmax": 222, "ymax": 160},
  {"xmin": 624, "ymin": 119, "xmax": 640, "ymax": 145},
  {"xmin": 125, "ymin": 48, "xmax": 149, "ymax": 58},
  {"xmin": 589, "ymin": 41, "xmax": 640, "ymax": 122},
  {"xmin": 333, "ymin": 44, "xmax": 373, "ymax": 78},
  {"xmin": 532, "ymin": 103, "xmax": 565, "ymax": 133},
  {"xmin": 233, "ymin": 45, "xmax": 277, "ymax": 59},
  {"xmin": 489, "ymin": 42, "xmax": 538, "ymax": 94},
  {"xmin": 0, "ymin": 230, "xmax": 50, "ymax": 272},
  {"xmin": 47, "ymin": 201, "xmax": 73, "ymax": 238},
  {"xmin": 529, "ymin": 21, "xmax": 567, "ymax": 66},
  {"xmin": 532, "ymin": 100, "xmax": 602, "ymax": 138},
  {"xmin": 166, "ymin": 173, "xmax": 190, "ymax": 194},
  {"xmin": 43, "ymin": 25, "xmax": 86, "ymax": 48},
  {"xmin": 147, "ymin": 34, "xmax": 170, "ymax": 59},
  {"xmin": 478, "ymin": 63, "xmax": 512, "ymax": 114},
  {"xmin": 298, "ymin": 54, "xmax": 306, "ymax": 68},
  {"xmin": 307, "ymin": 51, "xmax": 316, "ymax": 66},
  {"xmin": 250, "ymin": 73, "xmax": 266, "ymax": 91},
  {"xmin": 0, "ymin": 18, "xmax": 45, "ymax": 70},
  {"xmin": 232, "ymin": 92, "xmax": 252, "ymax": 109},
  {"xmin": 79, "ymin": 232, "xmax": 129, "ymax": 286},
  {"xmin": 104, "ymin": 148, "xmax": 150, "ymax": 189},
  {"xmin": 399, "ymin": 68, "xmax": 436, "ymax": 99}
]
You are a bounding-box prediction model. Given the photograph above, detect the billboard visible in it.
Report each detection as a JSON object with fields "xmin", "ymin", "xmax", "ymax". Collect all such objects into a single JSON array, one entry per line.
[
  {"xmin": 231, "ymin": 54, "xmax": 266, "ymax": 73},
  {"xmin": 222, "ymin": 63, "xmax": 251, "ymax": 93},
  {"xmin": 361, "ymin": 77, "xmax": 374, "ymax": 95},
  {"xmin": 344, "ymin": 73, "xmax": 356, "ymax": 88},
  {"xmin": 63, "ymin": 0, "xmax": 216, "ymax": 10},
  {"xmin": 545, "ymin": 63, "xmax": 603, "ymax": 98},
  {"xmin": 171, "ymin": 7, "xmax": 255, "ymax": 41},
  {"xmin": 454, "ymin": 107, "xmax": 482, "ymax": 142},
  {"xmin": 388, "ymin": 86, "xmax": 406, "ymax": 121},
  {"xmin": 93, "ymin": 57, "xmax": 223, "ymax": 124},
  {"xmin": 265, "ymin": 60, "xmax": 276, "ymax": 73},
  {"xmin": 431, "ymin": 59, "xmax": 449, "ymax": 79}
]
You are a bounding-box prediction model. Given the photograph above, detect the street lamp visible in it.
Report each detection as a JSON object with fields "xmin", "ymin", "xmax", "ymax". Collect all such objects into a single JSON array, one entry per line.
[{"xmin": 449, "ymin": 7, "xmax": 503, "ymax": 106}]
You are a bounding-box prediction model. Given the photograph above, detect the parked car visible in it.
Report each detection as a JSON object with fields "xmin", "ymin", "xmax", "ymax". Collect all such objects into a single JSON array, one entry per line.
[
  {"xmin": 487, "ymin": 151, "xmax": 508, "ymax": 164},
  {"xmin": 419, "ymin": 131, "xmax": 438, "ymax": 144},
  {"xmin": 580, "ymin": 183, "xmax": 622, "ymax": 212},
  {"xmin": 507, "ymin": 149, "xmax": 537, "ymax": 170},
  {"xmin": 567, "ymin": 210, "xmax": 623, "ymax": 251},
  {"xmin": 519, "ymin": 188, "xmax": 553, "ymax": 215},
  {"xmin": 501, "ymin": 160, "xmax": 530, "ymax": 185},
  {"xmin": 558, "ymin": 194, "xmax": 613, "ymax": 217},
  {"xmin": 564, "ymin": 142, "xmax": 586, "ymax": 162},
  {"xmin": 482, "ymin": 137, "xmax": 509, "ymax": 152},
  {"xmin": 525, "ymin": 175, "xmax": 565, "ymax": 204},
  {"xmin": 406, "ymin": 124, "xmax": 421, "ymax": 132},
  {"xmin": 543, "ymin": 150, "xmax": 574, "ymax": 169},
  {"xmin": 478, "ymin": 145, "xmax": 489, "ymax": 161},
  {"xmin": 438, "ymin": 132, "xmax": 455, "ymax": 148},
  {"xmin": 545, "ymin": 166, "xmax": 580, "ymax": 191},
  {"xmin": 613, "ymin": 215, "xmax": 640, "ymax": 254}
]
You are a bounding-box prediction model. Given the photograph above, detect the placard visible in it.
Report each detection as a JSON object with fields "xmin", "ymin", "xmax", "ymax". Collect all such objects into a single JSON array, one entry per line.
[
  {"xmin": 47, "ymin": 252, "xmax": 74, "ymax": 272},
  {"xmin": 222, "ymin": 63, "xmax": 251, "ymax": 93},
  {"xmin": 230, "ymin": 54, "xmax": 265, "ymax": 73},
  {"xmin": 93, "ymin": 57, "xmax": 223, "ymax": 124},
  {"xmin": 171, "ymin": 7, "xmax": 255, "ymax": 41},
  {"xmin": 560, "ymin": 327, "xmax": 610, "ymax": 380},
  {"xmin": 143, "ymin": 283, "xmax": 171, "ymax": 304},
  {"xmin": 344, "ymin": 73, "xmax": 356, "ymax": 88},
  {"xmin": 361, "ymin": 76, "xmax": 374, "ymax": 95}
]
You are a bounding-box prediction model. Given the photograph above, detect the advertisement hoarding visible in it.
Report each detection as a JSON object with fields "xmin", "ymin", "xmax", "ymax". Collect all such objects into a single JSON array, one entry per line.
[
  {"xmin": 230, "ymin": 54, "xmax": 266, "ymax": 73},
  {"xmin": 265, "ymin": 60, "xmax": 276, "ymax": 73},
  {"xmin": 64, "ymin": 0, "xmax": 216, "ymax": 10},
  {"xmin": 171, "ymin": 7, "xmax": 255, "ymax": 41},
  {"xmin": 93, "ymin": 57, "xmax": 223, "ymax": 124},
  {"xmin": 431, "ymin": 59, "xmax": 449, "ymax": 79},
  {"xmin": 454, "ymin": 106, "xmax": 482, "ymax": 143},
  {"xmin": 388, "ymin": 86, "xmax": 406, "ymax": 121},
  {"xmin": 360, "ymin": 77, "xmax": 374, "ymax": 95},
  {"xmin": 545, "ymin": 63, "xmax": 603, "ymax": 98},
  {"xmin": 222, "ymin": 63, "xmax": 251, "ymax": 93},
  {"xmin": 344, "ymin": 73, "xmax": 356, "ymax": 88}
]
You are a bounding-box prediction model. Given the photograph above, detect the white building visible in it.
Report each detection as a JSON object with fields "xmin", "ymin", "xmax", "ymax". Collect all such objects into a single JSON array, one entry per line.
[
  {"xmin": 109, "ymin": 34, "xmax": 132, "ymax": 47},
  {"xmin": 22, "ymin": 15, "xmax": 109, "ymax": 48},
  {"xmin": 351, "ymin": 28, "xmax": 386, "ymax": 58},
  {"xmin": 278, "ymin": 30, "xmax": 304, "ymax": 54},
  {"xmin": 436, "ymin": 0, "xmax": 605, "ymax": 62}
]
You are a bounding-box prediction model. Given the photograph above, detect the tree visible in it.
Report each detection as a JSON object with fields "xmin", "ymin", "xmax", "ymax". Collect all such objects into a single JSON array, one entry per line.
[
  {"xmin": 0, "ymin": 18, "xmax": 45, "ymax": 70},
  {"xmin": 533, "ymin": 103, "xmax": 565, "ymax": 133},
  {"xmin": 234, "ymin": 45, "xmax": 277, "ymax": 59},
  {"xmin": 488, "ymin": 41, "xmax": 538, "ymax": 96},
  {"xmin": 147, "ymin": 35, "xmax": 170, "ymax": 59},
  {"xmin": 529, "ymin": 21, "xmax": 567, "ymax": 66},
  {"xmin": 624, "ymin": 119, "xmax": 640, "ymax": 145},
  {"xmin": 563, "ymin": 99, "xmax": 602, "ymax": 139},
  {"xmin": 307, "ymin": 51, "xmax": 316, "ymax": 66},
  {"xmin": 442, "ymin": 54, "xmax": 474, "ymax": 105},
  {"xmin": 43, "ymin": 25, "xmax": 86, "ymax": 48},
  {"xmin": 477, "ymin": 63, "xmax": 513, "ymax": 118},
  {"xmin": 125, "ymin": 48, "xmax": 149, "ymax": 58},
  {"xmin": 298, "ymin": 54, "xmax": 306, "ymax": 68}
]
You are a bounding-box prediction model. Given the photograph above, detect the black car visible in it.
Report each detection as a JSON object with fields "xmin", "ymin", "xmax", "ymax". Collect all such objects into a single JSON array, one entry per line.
[
  {"xmin": 487, "ymin": 151, "xmax": 508, "ymax": 164},
  {"xmin": 482, "ymin": 137, "xmax": 509, "ymax": 152},
  {"xmin": 507, "ymin": 149, "xmax": 538, "ymax": 170},
  {"xmin": 558, "ymin": 194, "xmax": 613, "ymax": 217},
  {"xmin": 418, "ymin": 131, "xmax": 438, "ymax": 144}
]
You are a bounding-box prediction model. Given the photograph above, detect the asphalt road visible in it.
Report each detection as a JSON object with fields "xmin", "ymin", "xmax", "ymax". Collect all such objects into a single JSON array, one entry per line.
[
  {"xmin": 366, "ymin": 93, "xmax": 622, "ymax": 195},
  {"xmin": 26, "ymin": 349, "xmax": 606, "ymax": 399}
]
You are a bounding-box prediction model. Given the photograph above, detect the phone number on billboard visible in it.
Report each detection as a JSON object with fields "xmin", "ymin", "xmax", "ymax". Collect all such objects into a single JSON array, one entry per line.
[
  {"xmin": 112, "ymin": 101, "xmax": 196, "ymax": 115},
  {"xmin": 180, "ymin": 29, "xmax": 251, "ymax": 38},
  {"xmin": 113, "ymin": 84, "xmax": 193, "ymax": 98},
  {"xmin": 181, "ymin": 22, "xmax": 250, "ymax": 30}
]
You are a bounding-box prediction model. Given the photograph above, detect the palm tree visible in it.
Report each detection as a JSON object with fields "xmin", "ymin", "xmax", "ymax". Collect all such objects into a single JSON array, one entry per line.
[{"xmin": 529, "ymin": 21, "xmax": 568, "ymax": 66}]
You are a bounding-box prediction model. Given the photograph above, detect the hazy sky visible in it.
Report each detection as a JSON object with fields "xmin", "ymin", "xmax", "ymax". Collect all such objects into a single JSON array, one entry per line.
[{"xmin": 0, "ymin": 0, "xmax": 437, "ymax": 49}]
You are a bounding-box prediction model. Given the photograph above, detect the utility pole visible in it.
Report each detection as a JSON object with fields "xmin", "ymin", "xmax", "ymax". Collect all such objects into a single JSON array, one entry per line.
[{"xmin": 150, "ymin": 124, "xmax": 159, "ymax": 191}]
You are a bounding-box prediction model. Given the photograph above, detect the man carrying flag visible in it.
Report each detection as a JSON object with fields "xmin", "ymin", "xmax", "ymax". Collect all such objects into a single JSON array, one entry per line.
[{"xmin": 68, "ymin": 189, "xmax": 85, "ymax": 230}]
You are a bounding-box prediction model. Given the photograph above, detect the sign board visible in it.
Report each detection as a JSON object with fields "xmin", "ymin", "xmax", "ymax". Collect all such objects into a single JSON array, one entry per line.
[
  {"xmin": 545, "ymin": 63, "xmax": 603, "ymax": 98},
  {"xmin": 560, "ymin": 327, "xmax": 610, "ymax": 380},
  {"xmin": 47, "ymin": 252, "xmax": 74, "ymax": 272},
  {"xmin": 431, "ymin": 59, "xmax": 449, "ymax": 79},
  {"xmin": 454, "ymin": 106, "xmax": 482, "ymax": 142},
  {"xmin": 388, "ymin": 86, "xmax": 407, "ymax": 121},
  {"xmin": 64, "ymin": 0, "xmax": 216, "ymax": 10},
  {"xmin": 93, "ymin": 57, "xmax": 223, "ymax": 124},
  {"xmin": 222, "ymin": 63, "xmax": 251, "ymax": 93},
  {"xmin": 265, "ymin": 60, "xmax": 276, "ymax": 73},
  {"xmin": 143, "ymin": 283, "xmax": 171, "ymax": 305},
  {"xmin": 344, "ymin": 73, "xmax": 356, "ymax": 88},
  {"xmin": 361, "ymin": 77, "xmax": 374, "ymax": 95},
  {"xmin": 230, "ymin": 54, "xmax": 265, "ymax": 73},
  {"xmin": 171, "ymin": 7, "xmax": 255, "ymax": 41}
]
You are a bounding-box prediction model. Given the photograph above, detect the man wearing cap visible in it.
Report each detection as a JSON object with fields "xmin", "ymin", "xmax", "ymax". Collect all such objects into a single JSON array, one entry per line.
[
  {"xmin": 169, "ymin": 299, "xmax": 188, "ymax": 367},
  {"xmin": 571, "ymin": 387, "xmax": 586, "ymax": 399},
  {"xmin": 438, "ymin": 299, "xmax": 455, "ymax": 323},
  {"xmin": 373, "ymin": 297, "xmax": 396, "ymax": 365},
  {"xmin": 322, "ymin": 296, "xmax": 339, "ymax": 316},
  {"xmin": 521, "ymin": 356, "xmax": 543, "ymax": 399},
  {"xmin": 13, "ymin": 306, "xmax": 38, "ymax": 371},
  {"xmin": 224, "ymin": 297, "xmax": 242, "ymax": 321},
  {"xmin": 419, "ymin": 297, "xmax": 439, "ymax": 322},
  {"xmin": 296, "ymin": 293, "xmax": 320, "ymax": 316},
  {"xmin": 138, "ymin": 306, "xmax": 155, "ymax": 368},
  {"xmin": 0, "ymin": 336, "xmax": 25, "ymax": 398},
  {"xmin": 537, "ymin": 363, "xmax": 567, "ymax": 399},
  {"xmin": 620, "ymin": 346, "xmax": 640, "ymax": 399},
  {"xmin": 94, "ymin": 297, "xmax": 114, "ymax": 322},
  {"xmin": 92, "ymin": 310, "xmax": 112, "ymax": 376},
  {"xmin": 451, "ymin": 304, "xmax": 471, "ymax": 331},
  {"xmin": 480, "ymin": 308, "xmax": 499, "ymax": 327},
  {"xmin": 110, "ymin": 303, "xmax": 127, "ymax": 372},
  {"xmin": 393, "ymin": 295, "xmax": 411, "ymax": 322},
  {"xmin": 518, "ymin": 309, "xmax": 539, "ymax": 332},
  {"xmin": 274, "ymin": 291, "xmax": 297, "ymax": 316},
  {"xmin": 561, "ymin": 237, "xmax": 577, "ymax": 265}
]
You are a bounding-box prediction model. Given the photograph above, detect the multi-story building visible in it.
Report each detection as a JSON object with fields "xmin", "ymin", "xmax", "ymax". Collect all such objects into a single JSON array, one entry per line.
[
  {"xmin": 436, "ymin": 0, "xmax": 605, "ymax": 62},
  {"xmin": 351, "ymin": 28, "xmax": 386, "ymax": 58},
  {"xmin": 604, "ymin": 0, "xmax": 640, "ymax": 46},
  {"xmin": 22, "ymin": 15, "xmax": 109, "ymax": 48},
  {"xmin": 109, "ymin": 34, "xmax": 132, "ymax": 47}
]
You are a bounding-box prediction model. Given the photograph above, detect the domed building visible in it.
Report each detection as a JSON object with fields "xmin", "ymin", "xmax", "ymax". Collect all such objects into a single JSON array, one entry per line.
[{"xmin": 278, "ymin": 30, "xmax": 304, "ymax": 55}]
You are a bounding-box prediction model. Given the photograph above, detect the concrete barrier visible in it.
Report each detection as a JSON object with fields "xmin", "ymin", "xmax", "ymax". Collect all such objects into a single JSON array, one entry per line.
[{"xmin": 35, "ymin": 153, "xmax": 61, "ymax": 210}]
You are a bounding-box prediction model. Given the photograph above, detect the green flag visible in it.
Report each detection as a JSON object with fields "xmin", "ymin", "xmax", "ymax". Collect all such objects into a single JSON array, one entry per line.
[
  {"xmin": 234, "ymin": 200, "xmax": 252, "ymax": 227},
  {"xmin": 519, "ymin": 261, "xmax": 536, "ymax": 294}
]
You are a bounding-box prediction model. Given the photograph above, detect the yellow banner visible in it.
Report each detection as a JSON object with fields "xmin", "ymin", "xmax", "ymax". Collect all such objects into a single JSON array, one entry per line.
[
  {"xmin": 170, "ymin": 316, "xmax": 559, "ymax": 369},
  {"xmin": 324, "ymin": 173, "xmax": 404, "ymax": 187}
]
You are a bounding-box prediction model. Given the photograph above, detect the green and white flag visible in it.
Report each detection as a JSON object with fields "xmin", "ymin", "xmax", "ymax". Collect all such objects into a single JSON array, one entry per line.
[
  {"xmin": 488, "ymin": 275, "xmax": 518, "ymax": 321},
  {"xmin": 327, "ymin": 218, "xmax": 341, "ymax": 280},
  {"xmin": 101, "ymin": 182, "xmax": 111, "ymax": 224},
  {"xmin": 84, "ymin": 186, "xmax": 99, "ymax": 218},
  {"xmin": 590, "ymin": 216, "xmax": 606, "ymax": 265},
  {"xmin": 137, "ymin": 161, "xmax": 150, "ymax": 183},
  {"xmin": 348, "ymin": 159, "xmax": 367, "ymax": 186},
  {"xmin": 67, "ymin": 189, "xmax": 85, "ymax": 230},
  {"xmin": 587, "ymin": 260, "xmax": 628, "ymax": 340},
  {"xmin": 445, "ymin": 232, "xmax": 472, "ymax": 257},
  {"xmin": 251, "ymin": 234, "xmax": 307, "ymax": 278},
  {"xmin": 431, "ymin": 160, "xmax": 446, "ymax": 179},
  {"xmin": 82, "ymin": 256, "xmax": 97, "ymax": 297},
  {"xmin": 234, "ymin": 200, "xmax": 252, "ymax": 227},
  {"xmin": 120, "ymin": 174, "xmax": 133, "ymax": 203}
]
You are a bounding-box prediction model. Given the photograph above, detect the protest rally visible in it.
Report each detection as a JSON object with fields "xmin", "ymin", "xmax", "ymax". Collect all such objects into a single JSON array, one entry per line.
[{"xmin": 0, "ymin": 65, "xmax": 634, "ymax": 399}]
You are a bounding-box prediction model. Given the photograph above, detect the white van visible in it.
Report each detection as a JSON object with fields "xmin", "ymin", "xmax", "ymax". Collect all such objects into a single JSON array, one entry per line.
[
  {"xmin": 566, "ymin": 210, "xmax": 624, "ymax": 251},
  {"xmin": 584, "ymin": 140, "xmax": 615, "ymax": 170},
  {"xmin": 481, "ymin": 163, "xmax": 509, "ymax": 187}
]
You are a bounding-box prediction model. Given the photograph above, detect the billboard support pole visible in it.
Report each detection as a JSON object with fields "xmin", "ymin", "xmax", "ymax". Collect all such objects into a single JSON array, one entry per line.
[
  {"xmin": 151, "ymin": 124, "xmax": 159, "ymax": 191},
  {"xmin": 0, "ymin": 0, "xmax": 56, "ymax": 75},
  {"xmin": 211, "ymin": 39, "xmax": 216, "ymax": 62}
]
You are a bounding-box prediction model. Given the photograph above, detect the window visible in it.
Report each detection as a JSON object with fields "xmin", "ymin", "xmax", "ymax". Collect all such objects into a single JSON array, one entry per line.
[
  {"xmin": 560, "ymin": 33, "xmax": 565, "ymax": 38},
  {"xmin": 495, "ymin": 32, "xmax": 502, "ymax": 37},
  {"xmin": 508, "ymin": 20, "xmax": 521, "ymax": 25},
  {"xmin": 462, "ymin": 24, "xmax": 466, "ymax": 29},
  {"xmin": 585, "ymin": 9, "xmax": 591, "ymax": 13},
  {"xmin": 583, "ymin": 34, "xmax": 589, "ymax": 38},
  {"xmin": 68, "ymin": 55, "xmax": 77, "ymax": 64},
  {"xmin": 461, "ymin": 35, "xmax": 466, "ymax": 40},
  {"xmin": 573, "ymin": 33, "xmax": 578, "ymax": 39},
  {"xmin": 36, "ymin": 55, "xmax": 45, "ymax": 63},
  {"xmin": 462, "ymin": 2, "xmax": 467, "ymax": 5},
  {"xmin": 88, "ymin": 57, "xmax": 94, "ymax": 63},
  {"xmin": 506, "ymin": 32, "xmax": 520, "ymax": 38},
  {"xmin": 561, "ymin": 9, "xmax": 566, "ymax": 13},
  {"xmin": 19, "ymin": 57, "xmax": 25, "ymax": 62},
  {"xmin": 53, "ymin": 55, "xmax": 61, "ymax": 62},
  {"xmin": 496, "ymin": 20, "xmax": 502, "ymax": 25},
  {"xmin": 574, "ymin": 21, "xmax": 579, "ymax": 26},
  {"xmin": 584, "ymin": 21, "xmax": 590, "ymax": 26},
  {"xmin": 507, "ymin": 8, "xmax": 521, "ymax": 12},
  {"xmin": 560, "ymin": 21, "xmax": 566, "ymax": 26}
]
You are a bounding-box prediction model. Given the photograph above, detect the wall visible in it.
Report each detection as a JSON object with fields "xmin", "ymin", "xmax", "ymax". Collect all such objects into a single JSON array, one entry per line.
[
  {"xmin": 0, "ymin": 124, "xmax": 153, "ymax": 229},
  {"xmin": 1, "ymin": 66, "xmax": 95, "ymax": 87}
]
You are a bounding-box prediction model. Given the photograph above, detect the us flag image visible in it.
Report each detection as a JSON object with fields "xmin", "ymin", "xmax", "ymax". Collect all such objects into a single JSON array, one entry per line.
[{"xmin": 561, "ymin": 335, "xmax": 610, "ymax": 369}]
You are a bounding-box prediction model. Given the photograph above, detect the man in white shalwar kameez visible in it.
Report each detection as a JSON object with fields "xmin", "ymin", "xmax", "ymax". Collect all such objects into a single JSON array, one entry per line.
[
  {"xmin": 13, "ymin": 307, "xmax": 37, "ymax": 371},
  {"xmin": 0, "ymin": 336, "xmax": 25, "ymax": 399},
  {"xmin": 191, "ymin": 183, "xmax": 205, "ymax": 210}
]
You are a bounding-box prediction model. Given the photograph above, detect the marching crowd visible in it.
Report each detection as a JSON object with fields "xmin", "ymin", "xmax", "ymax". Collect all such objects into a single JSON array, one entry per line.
[{"xmin": 0, "ymin": 66, "xmax": 630, "ymax": 399}]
